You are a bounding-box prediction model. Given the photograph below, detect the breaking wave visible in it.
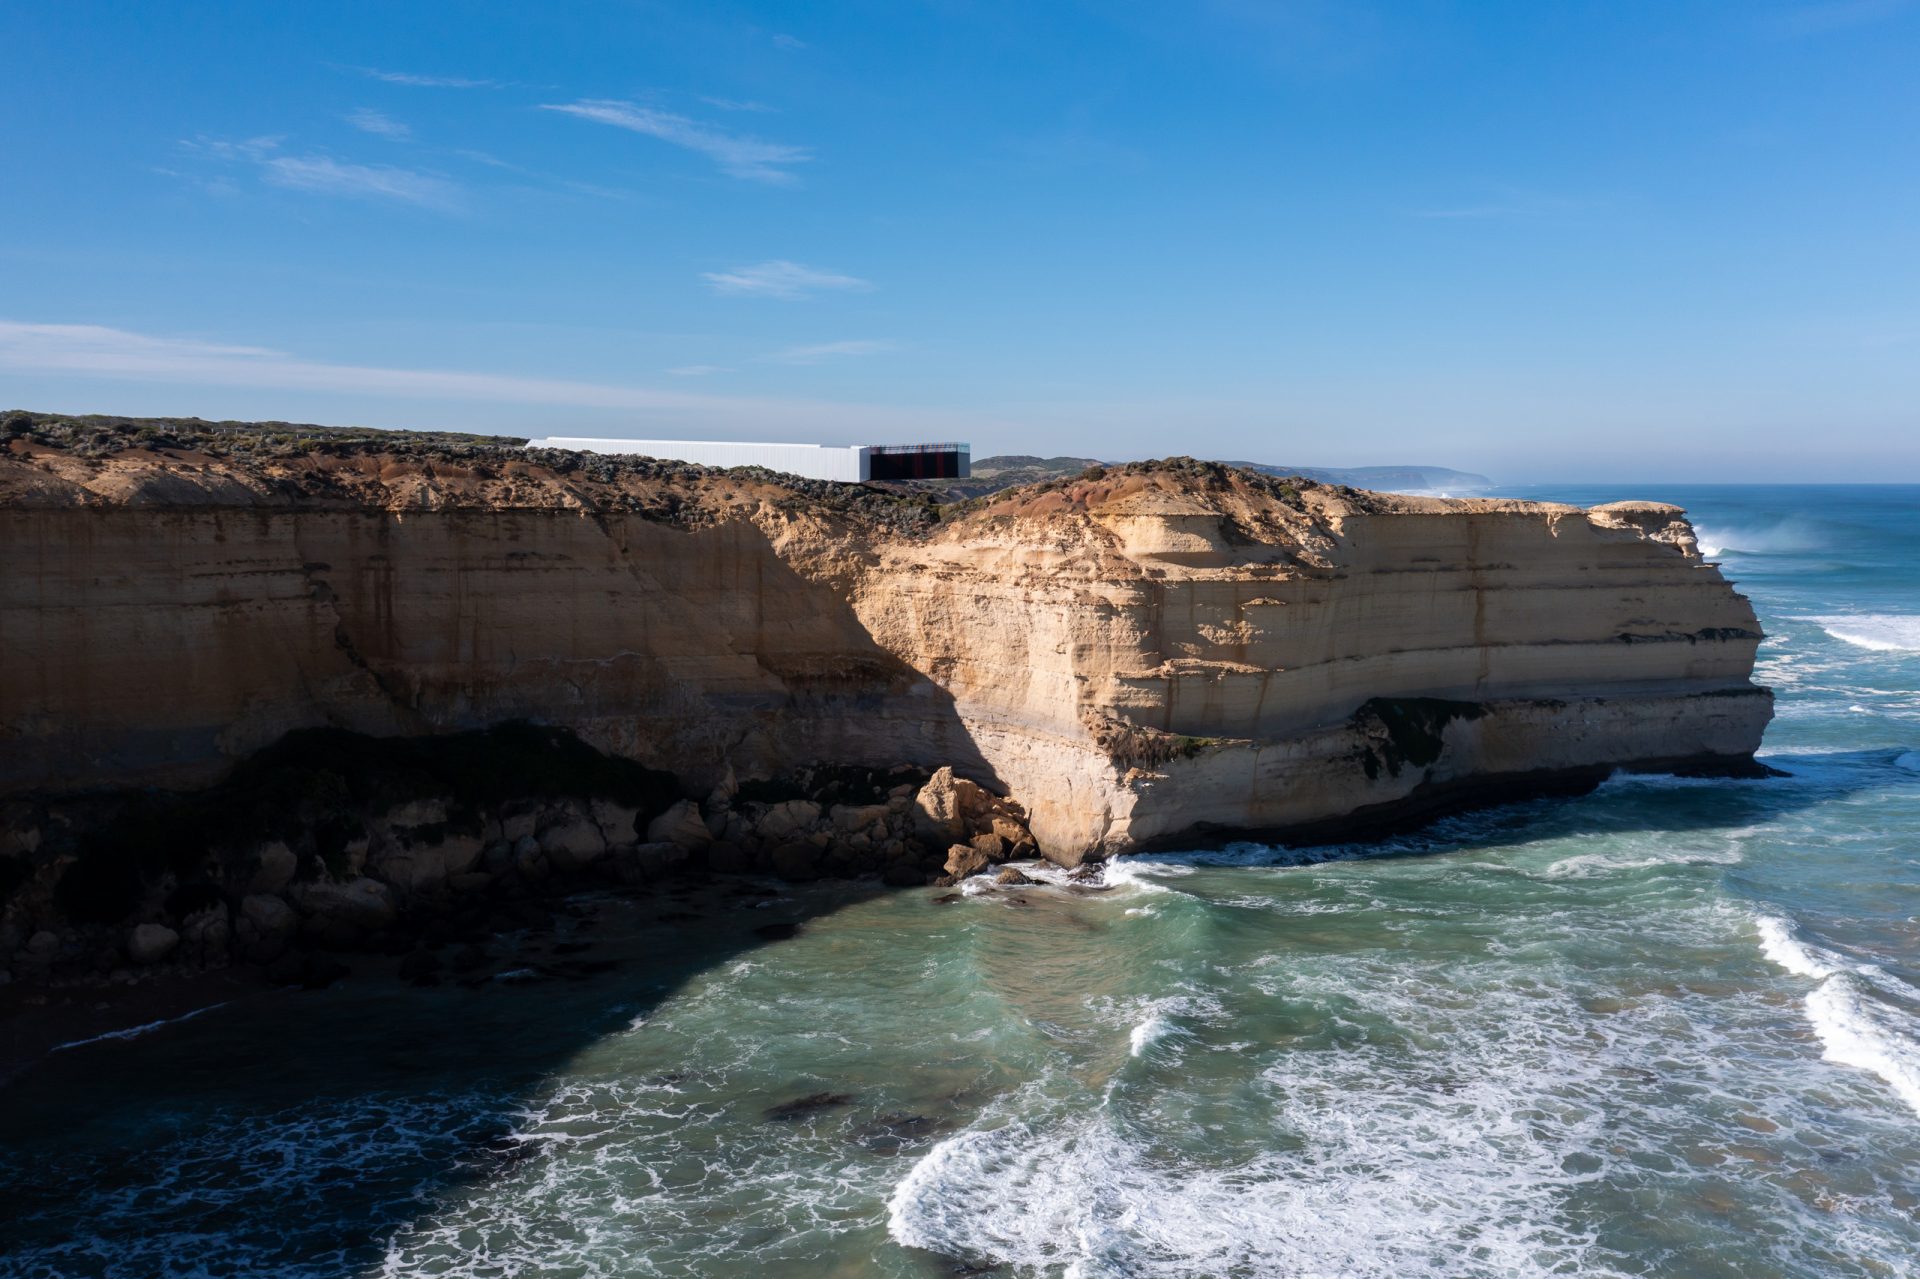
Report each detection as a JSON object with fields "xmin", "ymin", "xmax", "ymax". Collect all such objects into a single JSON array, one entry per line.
[
  {"xmin": 1804, "ymin": 614, "xmax": 1920, "ymax": 652},
  {"xmin": 1753, "ymin": 914, "xmax": 1920, "ymax": 1118},
  {"xmin": 1692, "ymin": 519, "xmax": 1826, "ymax": 560}
]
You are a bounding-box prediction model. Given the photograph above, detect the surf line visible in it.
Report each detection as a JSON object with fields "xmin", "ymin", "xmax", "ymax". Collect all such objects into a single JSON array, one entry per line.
[{"xmin": 51, "ymin": 1001, "xmax": 231, "ymax": 1053}]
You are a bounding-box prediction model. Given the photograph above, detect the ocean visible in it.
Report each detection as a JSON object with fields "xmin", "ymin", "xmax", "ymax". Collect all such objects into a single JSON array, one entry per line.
[{"xmin": 2, "ymin": 483, "xmax": 1916, "ymax": 1279}]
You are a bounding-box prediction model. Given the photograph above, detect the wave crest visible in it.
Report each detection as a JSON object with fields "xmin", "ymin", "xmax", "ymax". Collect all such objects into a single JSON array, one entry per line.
[{"xmin": 1803, "ymin": 614, "xmax": 1920, "ymax": 652}]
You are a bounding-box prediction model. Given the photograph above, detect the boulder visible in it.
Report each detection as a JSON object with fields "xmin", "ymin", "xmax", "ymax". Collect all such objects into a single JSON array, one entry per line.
[
  {"xmin": 630, "ymin": 841, "xmax": 688, "ymax": 880},
  {"xmin": 646, "ymin": 799, "xmax": 713, "ymax": 849},
  {"xmin": 290, "ymin": 877, "xmax": 397, "ymax": 933},
  {"xmin": 236, "ymin": 894, "xmax": 299, "ymax": 962},
  {"xmin": 704, "ymin": 763, "xmax": 738, "ymax": 813},
  {"xmin": 0, "ymin": 820, "xmax": 41, "ymax": 857},
  {"xmin": 913, "ymin": 768, "xmax": 993, "ymax": 843},
  {"xmin": 994, "ymin": 866, "xmax": 1035, "ymax": 887},
  {"xmin": 498, "ymin": 808, "xmax": 539, "ymax": 843},
  {"xmin": 180, "ymin": 904, "xmax": 231, "ymax": 966},
  {"xmin": 970, "ymin": 833, "xmax": 1010, "ymax": 861},
  {"xmin": 590, "ymin": 800, "xmax": 642, "ymax": 845},
  {"xmin": 127, "ymin": 923, "xmax": 179, "ymax": 965},
  {"xmin": 247, "ymin": 841, "xmax": 299, "ymax": 894},
  {"xmin": 513, "ymin": 835, "xmax": 549, "ymax": 881},
  {"xmin": 372, "ymin": 834, "xmax": 484, "ymax": 891},
  {"xmin": 944, "ymin": 843, "xmax": 992, "ymax": 878},
  {"xmin": 754, "ymin": 799, "xmax": 822, "ymax": 842},
  {"xmin": 379, "ymin": 798, "xmax": 448, "ymax": 829},
  {"xmin": 989, "ymin": 815, "xmax": 1032, "ymax": 849},
  {"xmin": 832, "ymin": 803, "xmax": 892, "ymax": 834},
  {"xmin": 539, "ymin": 812, "xmax": 606, "ymax": 871}
]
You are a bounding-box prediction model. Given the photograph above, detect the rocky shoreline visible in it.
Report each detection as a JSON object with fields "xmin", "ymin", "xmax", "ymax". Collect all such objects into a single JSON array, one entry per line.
[{"xmin": 0, "ymin": 725, "xmax": 1039, "ymax": 998}]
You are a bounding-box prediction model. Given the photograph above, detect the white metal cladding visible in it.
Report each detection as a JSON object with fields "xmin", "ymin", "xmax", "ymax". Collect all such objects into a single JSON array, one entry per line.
[{"xmin": 531, "ymin": 437, "xmax": 872, "ymax": 482}]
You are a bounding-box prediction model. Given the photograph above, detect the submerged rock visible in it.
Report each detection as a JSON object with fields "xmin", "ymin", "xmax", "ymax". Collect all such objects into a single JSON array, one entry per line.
[
  {"xmin": 763, "ymin": 1092, "xmax": 856, "ymax": 1122},
  {"xmin": 850, "ymin": 1112, "xmax": 949, "ymax": 1155}
]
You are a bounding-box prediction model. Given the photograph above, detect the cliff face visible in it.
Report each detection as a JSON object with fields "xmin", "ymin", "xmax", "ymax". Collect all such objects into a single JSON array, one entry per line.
[{"xmin": 0, "ymin": 419, "xmax": 1771, "ymax": 863}]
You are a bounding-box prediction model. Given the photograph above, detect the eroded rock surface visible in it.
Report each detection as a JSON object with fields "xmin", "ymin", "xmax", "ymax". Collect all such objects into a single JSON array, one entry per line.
[{"xmin": 1, "ymin": 414, "xmax": 1769, "ymax": 882}]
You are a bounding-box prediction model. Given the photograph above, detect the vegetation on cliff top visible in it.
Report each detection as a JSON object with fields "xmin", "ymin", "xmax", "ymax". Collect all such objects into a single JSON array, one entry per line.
[
  {"xmin": 2, "ymin": 410, "xmax": 1376, "ymax": 526},
  {"xmin": 0, "ymin": 409, "xmax": 950, "ymax": 533}
]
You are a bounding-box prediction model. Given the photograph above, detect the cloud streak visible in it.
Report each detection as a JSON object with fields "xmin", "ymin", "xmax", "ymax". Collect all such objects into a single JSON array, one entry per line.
[
  {"xmin": 0, "ymin": 322, "xmax": 974, "ymax": 437},
  {"xmin": 540, "ymin": 100, "xmax": 810, "ymax": 183},
  {"xmin": 701, "ymin": 260, "xmax": 871, "ymax": 298},
  {"xmin": 344, "ymin": 108, "xmax": 411, "ymax": 140},
  {"xmin": 182, "ymin": 135, "xmax": 460, "ymax": 210},
  {"xmin": 262, "ymin": 155, "xmax": 462, "ymax": 209},
  {"xmin": 765, "ymin": 340, "xmax": 894, "ymax": 364},
  {"xmin": 355, "ymin": 67, "xmax": 500, "ymax": 88}
]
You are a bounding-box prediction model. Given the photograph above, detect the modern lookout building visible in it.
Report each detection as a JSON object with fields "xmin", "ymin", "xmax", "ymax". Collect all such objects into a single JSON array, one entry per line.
[{"xmin": 529, "ymin": 437, "xmax": 970, "ymax": 483}]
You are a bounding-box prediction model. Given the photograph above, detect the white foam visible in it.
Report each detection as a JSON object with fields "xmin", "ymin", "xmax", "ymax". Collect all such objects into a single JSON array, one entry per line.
[
  {"xmin": 1544, "ymin": 834, "xmax": 1746, "ymax": 879},
  {"xmin": 886, "ymin": 1026, "xmax": 1616, "ymax": 1278},
  {"xmin": 51, "ymin": 1001, "xmax": 229, "ymax": 1052},
  {"xmin": 1804, "ymin": 614, "xmax": 1920, "ymax": 652},
  {"xmin": 1098, "ymin": 859, "xmax": 1185, "ymax": 890},
  {"xmin": 1127, "ymin": 1013, "xmax": 1173, "ymax": 1057},
  {"xmin": 1753, "ymin": 914, "xmax": 1920, "ymax": 1118},
  {"xmin": 1805, "ymin": 980, "xmax": 1920, "ymax": 1117},
  {"xmin": 1752, "ymin": 915, "xmax": 1841, "ymax": 979},
  {"xmin": 1691, "ymin": 520, "xmax": 1824, "ymax": 559}
]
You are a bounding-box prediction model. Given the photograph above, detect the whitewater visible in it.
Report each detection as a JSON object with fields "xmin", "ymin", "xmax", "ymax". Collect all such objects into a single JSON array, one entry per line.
[{"xmin": 2, "ymin": 483, "xmax": 1918, "ymax": 1279}]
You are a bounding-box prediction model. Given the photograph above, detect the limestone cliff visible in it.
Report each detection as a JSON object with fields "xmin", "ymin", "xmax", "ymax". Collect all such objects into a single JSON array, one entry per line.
[{"xmin": 0, "ymin": 413, "xmax": 1770, "ymax": 864}]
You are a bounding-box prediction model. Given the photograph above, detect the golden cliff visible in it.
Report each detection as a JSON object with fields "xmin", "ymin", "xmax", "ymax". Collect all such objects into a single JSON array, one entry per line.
[{"xmin": 0, "ymin": 414, "xmax": 1771, "ymax": 864}]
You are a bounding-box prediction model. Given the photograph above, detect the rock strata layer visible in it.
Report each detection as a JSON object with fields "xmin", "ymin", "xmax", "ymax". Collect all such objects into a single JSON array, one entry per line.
[{"xmin": 1, "ymin": 414, "xmax": 1771, "ymax": 871}]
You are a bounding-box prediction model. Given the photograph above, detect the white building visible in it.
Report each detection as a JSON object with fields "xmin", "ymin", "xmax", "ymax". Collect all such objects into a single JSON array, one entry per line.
[{"xmin": 528, "ymin": 437, "xmax": 969, "ymax": 483}]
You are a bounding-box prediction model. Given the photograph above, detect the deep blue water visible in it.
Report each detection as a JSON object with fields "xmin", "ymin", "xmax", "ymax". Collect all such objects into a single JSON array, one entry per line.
[{"xmin": 0, "ymin": 483, "xmax": 1916, "ymax": 1279}]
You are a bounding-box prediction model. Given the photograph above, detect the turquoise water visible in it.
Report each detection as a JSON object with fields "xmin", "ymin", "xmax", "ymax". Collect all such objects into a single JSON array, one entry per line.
[{"xmin": 3, "ymin": 484, "xmax": 1918, "ymax": 1279}]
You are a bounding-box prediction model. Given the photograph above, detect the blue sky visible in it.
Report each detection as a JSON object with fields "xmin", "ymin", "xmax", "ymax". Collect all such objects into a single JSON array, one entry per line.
[{"xmin": 3, "ymin": 1, "xmax": 1917, "ymax": 480}]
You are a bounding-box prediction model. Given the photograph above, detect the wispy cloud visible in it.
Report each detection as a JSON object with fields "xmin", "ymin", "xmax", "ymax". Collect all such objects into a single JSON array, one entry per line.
[
  {"xmin": 700, "ymin": 96, "xmax": 777, "ymax": 113},
  {"xmin": 1758, "ymin": 0, "xmax": 1916, "ymax": 37},
  {"xmin": 665, "ymin": 364, "xmax": 730, "ymax": 376},
  {"xmin": 765, "ymin": 339, "xmax": 894, "ymax": 364},
  {"xmin": 354, "ymin": 67, "xmax": 500, "ymax": 88},
  {"xmin": 185, "ymin": 135, "xmax": 282, "ymax": 162},
  {"xmin": 771, "ymin": 33, "xmax": 809, "ymax": 50},
  {"xmin": 182, "ymin": 135, "xmax": 461, "ymax": 210},
  {"xmin": 701, "ymin": 260, "xmax": 870, "ymax": 299},
  {"xmin": 0, "ymin": 321, "xmax": 976, "ymax": 436},
  {"xmin": 345, "ymin": 108, "xmax": 411, "ymax": 140},
  {"xmin": 540, "ymin": 100, "xmax": 810, "ymax": 184},
  {"xmin": 263, "ymin": 155, "xmax": 461, "ymax": 209}
]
